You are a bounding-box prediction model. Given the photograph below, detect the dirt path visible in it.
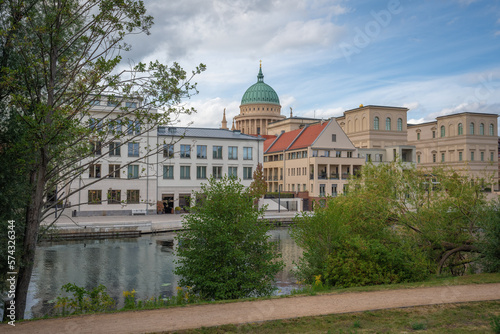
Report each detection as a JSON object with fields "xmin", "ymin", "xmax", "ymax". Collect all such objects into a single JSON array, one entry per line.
[{"xmin": 2, "ymin": 283, "xmax": 500, "ymax": 334}]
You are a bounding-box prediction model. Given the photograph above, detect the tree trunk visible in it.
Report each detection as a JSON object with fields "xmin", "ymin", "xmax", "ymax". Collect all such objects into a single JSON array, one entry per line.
[{"xmin": 15, "ymin": 163, "xmax": 46, "ymax": 320}]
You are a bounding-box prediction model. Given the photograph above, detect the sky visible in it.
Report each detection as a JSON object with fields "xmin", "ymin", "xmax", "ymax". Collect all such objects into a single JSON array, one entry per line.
[{"xmin": 121, "ymin": 0, "xmax": 500, "ymax": 129}]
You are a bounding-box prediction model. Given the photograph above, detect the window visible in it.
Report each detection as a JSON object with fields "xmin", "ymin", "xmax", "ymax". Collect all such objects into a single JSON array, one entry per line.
[
  {"xmin": 459, "ymin": 152, "xmax": 463, "ymax": 161},
  {"xmin": 319, "ymin": 184, "xmax": 326, "ymax": 197},
  {"xmin": 433, "ymin": 154, "xmax": 436, "ymax": 163},
  {"xmin": 489, "ymin": 124, "xmax": 494, "ymax": 136},
  {"xmin": 243, "ymin": 167, "xmax": 253, "ymax": 180},
  {"xmin": 417, "ymin": 155, "xmax": 421, "ymax": 163},
  {"xmin": 88, "ymin": 190, "xmax": 102, "ymax": 204},
  {"xmin": 90, "ymin": 100, "xmax": 100, "ymax": 106},
  {"xmin": 481, "ymin": 151, "xmax": 484, "ymax": 161},
  {"xmin": 180, "ymin": 166, "xmax": 190, "ymax": 179},
  {"xmin": 347, "ymin": 151, "xmax": 353, "ymax": 158},
  {"xmin": 228, "ymin": 146, "xmax": 238, "ymax": 160},
  {"xmin": 197, "ymin": 166, "xmax": 207, "ymax": 179},
  {"xmin": 243, "ymin": 147, "xmax": 253, "ymax": 160},
  {"xmin": 302, "ymin": 151, "xmax": 307, "ymax": 158},
  {"xmin": 109, "ymin": 142, "xmax": 121, "ymax": 156},
  {"xmin": 292, "ymin": 184, "xmax": 295, "ymax": 192},
  {"xmin": 163, "ymin": 165, "xmax": 173, "ymax": 179},
  {"xmin": 127, "ymin": 190, "xmax": 140, "ymax": 204},
  {"xmin": 297, "ymin": 184, "xmax": 300, "ymax": 192},
  {"xmin": 441, "ymin": 153, "xmax": 445, "ymax": 162},
  {"xmin": 470, "ymin": 122, "xmax": 475, "ymax": 135},
  {"xmin": 125, "ymin": 102, "xmax": 137, "ymax": 108},
  {"xmin": 212, "ymin": 166, "xmax": 222, "ymax": 179},
  {"xmin": 128, "ymin": 165, "xmax": 139, "ymax": 179},
  {"xmin": 336, "ymin": 151, "xmax": 341, "ymax": 158},
  {"xmin": 128, "ymin": 142, "xmax": 139, "ymax": 157},
  {"xmin": 432, "ymin": 131, "xmax": 436, "ymax": 138},
  {"xmin": 374, "ymin": 116, "xmax": 379, "ymax": 130},
  {"xmin": 458, "ymin": 123, "xmax": 463, "ymax": 135},
  {"xmin": 440, "ymin": 125, "xmax": 445, "ymax": 138},
  {"xmin": 163, "ymin": 144, "xmax": 174, "ymax": 158},
  {"xmin": 228, "ymin": 166, "xmax": 237, "ymax": 178},
  {"xmin": 107, "ymin": 100, "xmax": 118, "ymax": 107},
  {"xmin": 108, "ymin": 120, "xmax": 122, "ymax": 134},
  {"xmin": 385, "ymin": 117, "xmax": 391, "ymax": 130},
  {"xmin": 417, "ymin": 132, "xmax": 420, "ymax": 140},
  {"xmin": 397, "ymin": 118, "xmax": 402, "ymax": 131},
  {"xmin": 180, "ymin": 145, "xmax": 191, "ymax": 158},
  {"xmin": 471, "ymin": 151, "xmax": 474, "ymax": 161},
  {"xmin": 197, "ymin": 145, "xmax": 207, "ymax": 159},
  {"xmin": 126, "ymin": 120, "xmax": 141, "ymax": 135},
  {"xmin": 89, "ymin": 164, "xmax": 101, "ymax": 178},
  {"xmin": 332, "ymin": 134, "xmax": 336, "ymax": 142},
  {"xmin": 91, "ymin": 141, "xmax": 102, "ymax": 156},
  {"xmin": 108, "ymin": 190, "xmax": 121, "ymax": 204},
  {"xmin": 491, "ymin": 152, "xmax": 494, "ymax": 161},
  {"xmin": 213, "ymin": 146, "xmax": 222, "ymax": 159},
  {"xmin": 480, "ymin": 123, "xmax": 484, "ymax": 135},
  {"xmin": 109, "ymin": 164, "xmax": 120, "ymax": 178}
]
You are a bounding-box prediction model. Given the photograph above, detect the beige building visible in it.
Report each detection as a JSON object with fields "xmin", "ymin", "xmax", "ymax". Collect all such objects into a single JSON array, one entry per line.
[
  {"xmin": 263, "ymin": 119, "xmax": 364, "ymax": 199},
  {"xmin": 336, "ymin": 105, "xmax": 416, "ymax": 166},
  {"xmin": 407, "ymin": 112, "xmax": 499, "ymax": 190}
]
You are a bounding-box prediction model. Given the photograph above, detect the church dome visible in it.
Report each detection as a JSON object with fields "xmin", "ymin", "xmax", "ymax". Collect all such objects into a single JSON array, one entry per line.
[{"xmin": 241, "ymin": 66, "xmax": 280, "ymax": 106}]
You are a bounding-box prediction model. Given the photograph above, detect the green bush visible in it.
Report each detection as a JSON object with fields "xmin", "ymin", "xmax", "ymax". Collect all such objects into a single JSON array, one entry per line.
[
  {"xmin": 175, "ymin": 176, "xmax": 284, "ymax": 300},
  {"xmin": 324, "ymin": 236, "xmax": 429, "ymax": 288},
  {"xmin": 54, "ymin": 283, "xmax": 115, "ymax": 316},
  {"xmin": 479, "ymin": 201, "xmax": 500, "ymax": 273}
]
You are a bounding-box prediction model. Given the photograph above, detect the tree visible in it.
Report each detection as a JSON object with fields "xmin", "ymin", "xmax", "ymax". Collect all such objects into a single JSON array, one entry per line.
[
  {"xmin": 248, "ymin": 163, "xmax": 267, "ymax": 201},
  {"xmin": 0, "ymin": 0, "xmax": 205, "ymax": 319},
  {"xmin": 175, "ymin": 176, "xmax": 284, "ymax": 300},
  {"xmin": 291, "ymin": 161, "xmax": 496, "ymax": 287}
]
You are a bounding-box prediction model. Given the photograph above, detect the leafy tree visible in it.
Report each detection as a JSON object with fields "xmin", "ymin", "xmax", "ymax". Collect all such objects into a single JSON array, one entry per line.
[
  {"xmin": 0, "ymin": 0, "xmax": 205, "ymax": 319},
  {"xmin": 478, "ymin": 200, "xmax": 500, "ymax": 273},
  {"xmin": 175, "ymin": 176, "xmax": 284, "ymax": 300},
  {"xmin": 292, "ymin": 161, "xmax": 496, "ymax": 287},
  {"xmin": 249, "ymin": 163, "xmax": 267, "ymax": 203}
]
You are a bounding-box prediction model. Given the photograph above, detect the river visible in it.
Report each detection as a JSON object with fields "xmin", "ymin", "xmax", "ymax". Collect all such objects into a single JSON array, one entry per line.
[{"xmin": 22, "ymin": 228, "xmax": 301, "ymax": 319}]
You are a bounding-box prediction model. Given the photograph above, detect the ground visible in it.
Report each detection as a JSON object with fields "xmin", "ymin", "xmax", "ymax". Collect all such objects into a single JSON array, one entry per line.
[{"xmin": 1, "ymin": 283, "xmax": 499, "ymax": 334}]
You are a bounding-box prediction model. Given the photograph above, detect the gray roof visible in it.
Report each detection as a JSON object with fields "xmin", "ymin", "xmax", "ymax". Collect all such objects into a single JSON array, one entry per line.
[{"xmin": 158, "ymin": 126, "xmax": 264, "ymax": 141}]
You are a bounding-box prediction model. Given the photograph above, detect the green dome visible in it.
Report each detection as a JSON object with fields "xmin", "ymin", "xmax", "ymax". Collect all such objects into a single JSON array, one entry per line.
[{"xmin": 241, "ymin": 67, "xmax": 280, "ymax": 106}]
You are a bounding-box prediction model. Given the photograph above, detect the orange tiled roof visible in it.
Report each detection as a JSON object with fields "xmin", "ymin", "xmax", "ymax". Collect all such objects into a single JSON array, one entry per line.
[
  {"xmin": 288, "ymin": 121, "xmax": 329, "ymax": 150},
  {"xmin": 266, "ymin": 128, "xmax": 303, "ymax": 153},
  {"xmin": 263, "ymin": 136, "xmax": 277, "ymax": 151}
]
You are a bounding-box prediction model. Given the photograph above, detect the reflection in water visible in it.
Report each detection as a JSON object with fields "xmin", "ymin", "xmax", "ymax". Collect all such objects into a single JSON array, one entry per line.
[{"xmin": 25, "ymin": 228, "xmax": 301, "ymax": 319}]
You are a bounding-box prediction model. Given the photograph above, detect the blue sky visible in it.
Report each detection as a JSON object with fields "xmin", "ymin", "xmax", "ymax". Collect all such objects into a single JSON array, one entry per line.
[{"xmin": 124, "ymin": 0, "xmax": 500, "ymax": 128}]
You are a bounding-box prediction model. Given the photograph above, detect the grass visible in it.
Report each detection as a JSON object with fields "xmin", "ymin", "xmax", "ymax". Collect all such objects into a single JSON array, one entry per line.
[{"xmin": 166, "ymin": 301, "xmax": 500, "ymax": 333}]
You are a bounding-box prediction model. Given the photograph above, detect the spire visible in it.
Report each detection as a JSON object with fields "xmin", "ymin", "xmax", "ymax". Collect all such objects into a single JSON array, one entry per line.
[
  {"xmin": 231, "ymin": 119, "xmax": 235, "ymax": 131},
  {"xmin": 290, "ymin": 107, "xmax": 293, "ymax": 118},
  {"xmin": 257, "ymin": 60, "xmax": 264, "ymax": 83},
  {"xmin": 221, "ymin": 108, "xmax": 228, "ymax": 130}
]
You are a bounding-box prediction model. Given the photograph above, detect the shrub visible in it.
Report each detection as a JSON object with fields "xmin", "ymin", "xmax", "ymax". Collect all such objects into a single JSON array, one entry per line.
[
  {"xmin": 54, "ymin": 283, "xmax": 115, "ymax": 316},
  {"xmin": 175, "ymin": 176, "xmax": 284, "ymax": 300}
]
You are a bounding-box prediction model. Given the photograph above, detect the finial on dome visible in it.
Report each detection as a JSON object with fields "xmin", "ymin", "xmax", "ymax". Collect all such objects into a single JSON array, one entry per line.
[
  {"xmin": 257, "ymin": 61, "xmax": 264, "ymax": 83},
  {"xmin": 359, "ymin": 104, "xmax": 364, "ymax": 108},
  {"xmin": 290, "ymin": 107, "xmax": 293, "ymax": 118}
]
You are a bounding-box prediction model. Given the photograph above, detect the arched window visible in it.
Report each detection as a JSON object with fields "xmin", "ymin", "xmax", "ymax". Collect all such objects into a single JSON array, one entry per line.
[
  {"xmin": 397, "ymin": 118, "xmax": 402, "ymax": 131},
  {"xmin": 490, "ymin": 124, "xmax": 494, "ymax": 136},
  {"xmin": 374, "ymin": 116, "xmax": 379, "ymax": 130},
  {"xmin": 458, "ymin": 123, "xmax": 463, "ymax": 135},
  {"xmin": 470, "ymin": 122, "xmax": 475, "ymax": 135},
  {"xmin": 440, "ymin": 125, "xmax": 445, "ymax": 138},
  {"xmin": 385, "ymin": 117, "xmax": 391, "ymax": 130},
  {"xmin": 479, "ymin": 123, "xmax": 484, "ymax": 135}
]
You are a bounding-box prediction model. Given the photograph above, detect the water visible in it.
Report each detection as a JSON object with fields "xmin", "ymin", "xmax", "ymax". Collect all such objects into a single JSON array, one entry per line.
[{"xmin": 23, "ymin": 228, "xmax": 301, "ymax": 319}]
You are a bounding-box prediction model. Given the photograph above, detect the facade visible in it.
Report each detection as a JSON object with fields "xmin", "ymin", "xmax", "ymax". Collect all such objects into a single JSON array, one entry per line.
[
  {"xmin": 67, "ymin": 99, "xmax": 264, "ymax": 216},
  {"xmin": 263, "ymin": 119, "xmax": 364, "ymax": 198},
  {"xmin": 157, "ymin": 127, "xmax": 264, "ymax": 212},
  {"xmin": 336, "ymin": 105, "xmax": 416, "ymax": 166},
  {"xmin": 233, "ymin": 64, "xmax": 285, "ymax": 135},
  {"xmin": 407, "ymin": 112, "xmax": 499, "ymax": 190}
]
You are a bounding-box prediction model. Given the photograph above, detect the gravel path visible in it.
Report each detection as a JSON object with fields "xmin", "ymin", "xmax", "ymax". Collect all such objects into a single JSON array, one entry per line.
[{"xmin": 2, "ymin": 283, "xmax": 500, "ymax": 334}]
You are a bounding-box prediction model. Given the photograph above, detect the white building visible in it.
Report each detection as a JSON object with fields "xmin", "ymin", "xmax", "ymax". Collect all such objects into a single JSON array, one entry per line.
[
  {"xmin": 66, "ymin": 102, "xmax": 264, "ymax": 216},
  {"xmin": 157, "ymin": 127, "xmax": 264, "ymax": 213}
]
